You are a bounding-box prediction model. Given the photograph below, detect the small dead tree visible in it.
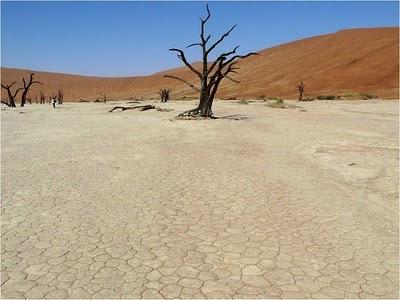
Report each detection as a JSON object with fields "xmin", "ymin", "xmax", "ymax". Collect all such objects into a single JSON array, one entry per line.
[
  {"xmin": 57, "ymin": 89, "xmax": 64, "ymax": 104},
  {"xmin": 1, "ymin": 82, "xmax": 23, "ymax": 107},
  {"xmin": 95, "ymin": 93, "xmax": 107, "ymax": 103},
  {"xmin": 39, "ymin": 91, "xmax": 46, "ymax": 104},
  {"xmin": 165, "ymin": 5, "xmax": 258, "ymax": 118},
  {"xmin": 99, "ymin": 93, "xmax": 107, "ymax": 103},
  {"xmin": 159, "ymin": 88, "xmax": 172, "ymax": 103},
  {"xmin": 297, "ymin": 81, "xmax": 305, "ymax": 101},
  {"xmin": 20, "ymin": 72, "xmax": 42, "ymax": 107}
]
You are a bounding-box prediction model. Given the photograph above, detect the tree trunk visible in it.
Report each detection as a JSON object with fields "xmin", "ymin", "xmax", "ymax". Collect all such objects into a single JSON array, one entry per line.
[
  {"xmin": 297, "ymin": 81, "xmax": 305, "ymax": 101},
  {"xmin": 9, "ymin": 99, "xmax": 16, "ymax": 107},
  {"xmin": 20, "ymin": 91, "xmax": 28, "ymax": 107}
]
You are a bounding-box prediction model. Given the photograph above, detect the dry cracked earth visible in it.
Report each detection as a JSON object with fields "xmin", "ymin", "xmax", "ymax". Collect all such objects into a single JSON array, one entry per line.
[{"xmin": 1, "ymin": 100, "xmax": 399, "ymax": 299}]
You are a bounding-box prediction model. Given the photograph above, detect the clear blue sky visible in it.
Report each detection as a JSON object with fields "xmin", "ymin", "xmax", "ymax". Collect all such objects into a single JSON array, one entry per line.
[{"xmin": 1, "ymin": 1, "xmax": 398, "ymax": 77}]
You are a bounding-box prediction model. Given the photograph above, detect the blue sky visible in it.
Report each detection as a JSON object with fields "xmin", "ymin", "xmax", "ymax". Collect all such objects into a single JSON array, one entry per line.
[{"xmin": 1, "ymin": 1, "xmax": 398, "ymax": 77}]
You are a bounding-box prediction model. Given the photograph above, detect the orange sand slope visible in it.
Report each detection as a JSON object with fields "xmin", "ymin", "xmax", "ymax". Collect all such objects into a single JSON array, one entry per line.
[{"xmin": 1, "ymin": 27, "xmax": 399, "ymax": 101}]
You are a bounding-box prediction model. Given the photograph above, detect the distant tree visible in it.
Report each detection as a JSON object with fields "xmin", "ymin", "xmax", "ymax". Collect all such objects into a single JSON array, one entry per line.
[
  {"xmin": 20, "ymin": 72, "xmax": 42, "ymax": 107},
  {"xmin": 1, "ymin": 82, "xmax": 23, "ymax": 107},
  {"xmin": 97, "ymin": 93, "xmax": 107, "ymax": 103},
  {"xmin": 165, "ymin": 5, "xmax": 258, "ymax": 118},
  {"xmin": 57, "ymin": 89, "xmax": 64, "ymax": 104},
  {"xmin": 159, "ymin": 88, "xmax": 172, "ymax": 103},
  {"xmin": 39, "ymin": 91, "xmax": 46, "ymax": 104},
  {"xmin": 297, "ymin": 81, "xmax": 305, "ymax": 101}
]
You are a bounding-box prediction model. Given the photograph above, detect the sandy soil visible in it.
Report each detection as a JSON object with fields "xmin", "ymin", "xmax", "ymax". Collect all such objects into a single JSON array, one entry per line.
[{"xmin": 1, "ymin": 100, "xmax": 399, "ymax": 299}]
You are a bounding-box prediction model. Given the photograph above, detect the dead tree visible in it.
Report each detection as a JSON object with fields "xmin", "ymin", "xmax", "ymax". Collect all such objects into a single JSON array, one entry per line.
[
  {"xmin": 109, "ymin": 105, "xmax": 155, "ymax": 112},
  {"xmin": 39, "ymin": 91, "xmax": 46, "ymax": 104},
  {"xmin": 20, "ymin": 72, "xmax": 42, "ymax": 107},
  {"xmin": 159, "ymin": 88, "xmax": 172, "ymax": 103},
  {"xmin": 57, "ymin": 89, "xmax": 64, "ymax": 104},
  {"xmin": 100, "ymin": 93, "xmax": 107, "ymax": 103},
  {"xmin": 297, "ymin": 81, "xmax": 305, "ymax": 101},
  {"xmin": 165, "ymin": 5, "xmax": 258, "ymax": 118},
  {"xmin": 1, "ymin": 82, "xmax": 23, "ymax": 107}
]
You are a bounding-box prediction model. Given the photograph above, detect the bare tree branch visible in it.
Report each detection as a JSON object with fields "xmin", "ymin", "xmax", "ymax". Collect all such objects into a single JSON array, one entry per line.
[
  {"xmin": 20, "ymin": 72, "xmax": 43, "ymax": 107},
  {"xmin": 200, "ymin": 4, "xmax": 211, "ymax": 44},
  {"xmin": 169, "ymin": 48, "xmax": 201, "ymax": 77},
  {"xmin": 109, "ymin": 105, "xmax": 155, "ymax": 112},
  {"xmin": 224, "ymin": 74, "xmax": 240, "ymax": 84},
  {"xmin": 164, "ymin": 75, "xmax": 200, "ymax": 93},
  {"xmin": 1, "ymin": 81, "xmax": 16, "ymax": 89},
  {"xmin": 186, "ymin": 43, "xmax": 202, "ymax": 49},
  {"xmin": 1, "ymin": 82, "xmax": 23, "ymax": 107},
  {"xmin": 208, "ymin": 46, "xmax": 240, "ymax": 74},
  {"xmin": 206, "ymin": 25, "xmax": 237, "ymax": 54},
  {"xmin": 159, "ymin": 88, "xmax": 172, "ymax": 102},
  {"xmin": 223, "ymin": 52, "xmax": 259, "ymax": 67}
]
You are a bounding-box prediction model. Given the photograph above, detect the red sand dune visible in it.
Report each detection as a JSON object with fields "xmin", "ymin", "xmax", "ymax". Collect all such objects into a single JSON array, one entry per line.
[{"xmin": 1, "ymin": 27, "xmax": 399, "ymax": 101}]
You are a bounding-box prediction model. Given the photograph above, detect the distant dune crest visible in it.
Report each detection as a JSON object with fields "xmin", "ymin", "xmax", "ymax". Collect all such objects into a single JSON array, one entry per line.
[{"xmin": 1, "ymin": 27, "xmax": 399, "ymax": 100}]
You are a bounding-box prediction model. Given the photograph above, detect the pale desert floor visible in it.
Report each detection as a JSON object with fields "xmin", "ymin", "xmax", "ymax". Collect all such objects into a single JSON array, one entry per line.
[{"xmin": 1, "ymin": 100, "xmax": 399, "ymax": 299}]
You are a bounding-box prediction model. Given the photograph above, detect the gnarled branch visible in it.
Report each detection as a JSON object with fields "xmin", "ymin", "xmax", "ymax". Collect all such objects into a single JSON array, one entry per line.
[
  {"xmin": 223, "ymin": 52, "xmax": 259, "ymax": 67},
  {"xmin": 169, "ymin": 48, "xmax": 201, "ymax": 78},
  {"xmin": 224, "ymin": 74, "xmax": 240, "ymax": 84},
  {"xmin": 109, "ymin": 105, "xmax": 155, "ymax": 112},
  {"xmin": 164, "ymin": 75, "xmax": 200, "ymax": 93},
  {"xmin": 1, "ymin": 81, "xmax": 16, "ymax": 89},
  {"xmin": 21, "ymin": 72, "xmax": 43, "ymax": 107},
  {"xmin": 200, "ymin": 4, "xmax": 211, "ymax": 43},
  {"xmin": 208, "ymin": 46, "xmax": 240, "ymax": 74},
  {"xmin": 186, "ymin": 42, "xmax": 202, "ymax": 49},
  {"xmin": 207, "ymin": 25, "xmax": 237, "ymax": 54},
  {"xmin": 1, "ymin": 82, "xmax": 23, "ymax": 107}
]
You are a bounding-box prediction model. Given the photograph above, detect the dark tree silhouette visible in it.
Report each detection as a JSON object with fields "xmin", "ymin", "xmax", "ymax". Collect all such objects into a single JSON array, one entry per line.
[
  {"xmin": 159, "ymin": 88, "xmax": 172, "ymax": 103},
  {"xmin": 297, "ymin": 81, "xmax": 305, "ymax": 101},
  {"xmin": 165, "ymin": 5, "xmax": 258, "ymax": 118},
  {"xmin": 57, "ymin": 89, "xmax": 64, "ymax": 104},
  {"xmin": 1, "ymin": 82, "xmax": 23, "ymax": 107},
  {"xmin": 20, "ymin": 72, "xmax": 42, "ymax": 107}
]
